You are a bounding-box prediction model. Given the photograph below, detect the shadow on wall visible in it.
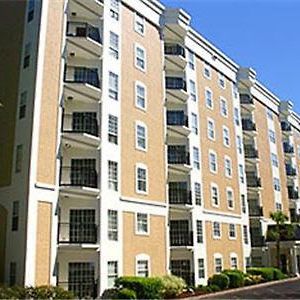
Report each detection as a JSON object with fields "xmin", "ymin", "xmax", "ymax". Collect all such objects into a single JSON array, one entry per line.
[{"xmin": 0, "ymin": 204, "xmax": 7, "ymax": 284}]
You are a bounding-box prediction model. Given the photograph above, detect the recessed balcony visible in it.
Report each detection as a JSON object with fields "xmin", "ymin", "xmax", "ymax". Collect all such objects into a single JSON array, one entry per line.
[
  {"xmin": 246, "ymin": 172, "xmax": 262, "ymax": 189},
  {"xmin": 165, "ymin": 77, "xmax": 189, "ymax": 104},
  {"xmin": 286, "ymin": 164, "xmax": 297, "ymax": 177},
  {"xmin": 242, "ymin": 119, "xmax": 257, "ymax": 136},
  {"xmin": 283, "ymin": 142, "xmax": 295, "ymax": 156},
  {"xmin": 164, "ymin": 43, "xmax": 186, "ymax": 71},
  {"xmin": 240, "ymin": 94, "xmax": 255, "ymax": 110},
  {"xmin": 244, "ymin": 145, "xmax": 259, "ymax": 164},
  {"xmin": 248, "ymin": 200, "xmax": 263, "ymax": 217},
  {"xmin": 281, "ymin": 121, "xmax": 292, "ymax": 136},
  {"xmin": 64, "ymin": 66, "xmax": 101, "ymax": 101},
  {"xmin": 169, "ymin": 182, "xmax": 192, "ymax": 207},
  {"xmin": 66, "ymin": 22, "xmax": 102, "ymax": 59},
  {"xmin": 288, "ymin": 186, "xmax": 299, "ymax": 199},
  {"xmin": 68, "ymin": 0, "xmax": 103, "ymax": 20},
  {"xmin": 167, "ymin": 111, "xmax": 190, "ymax": 138},
  {"xmin": 58, "ymin": 280, "xmax": 98, "ymax": 299},
  {"xmin": 170, "ymin": 220, "xmax": 193, "ymax": 248},
  {"xmin": 168, "ymin": 145, "xmax": 191, "ymax": 173}
]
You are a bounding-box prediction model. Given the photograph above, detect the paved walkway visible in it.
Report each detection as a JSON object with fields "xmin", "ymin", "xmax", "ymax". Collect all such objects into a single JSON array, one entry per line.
[{"xmin": 196, "ymin": 278, "xmax": 300, "ymax": 299}]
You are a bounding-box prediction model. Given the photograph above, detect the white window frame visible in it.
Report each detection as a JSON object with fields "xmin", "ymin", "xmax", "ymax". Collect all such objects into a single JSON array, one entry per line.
[
  {"xmin": 269, "ymin": 129, "xmax": 276, "ymax": 143},
  {"xmin": 213, "ymin": 222, "xmax": 221, "ymax": 239},
  {"xmin": 214, "ymin": 254, "xmax": 223, "ymax": 273},
  {"xmin": 234, "ymin": 107, "xmax": 240, "ymax": 126},
  {"xmin": 108, "ymin": 160, "xmax": 118, "ymax": 191},
  {"xmin": 135, "ymin": 121, "xmax": 147, "ymax": 151},
  {"xmin": 224, "ymin": 156, "xmax": 232, "ymax": 178},
  {"xmin": 109, "ymin": 31, "xmax": 119, "ymax": 59},
  {"xmin": 228, "ymin": 223, "xmax": 236, "ymax": 240},
  {"xmin": 239, "ymin": 164, "xmax": 245, "ymax": 184},
  {"xmin": 135, "ymin": 212, "xmax": 150, "ymax": 235},
  {"xmin": 136, "ymin": 254, "xmax": 150, "ymax": 277},
  {"xmin": 135, "ymin": 163, "xmax": 148, "ymax": 194},
  {"xmin": 205, "ymin": 88, "xmax": 213, "ymax": 109},
  {"xmin": 223, "ymin": 126, "xmax": 230, "ymax": 147},
  {"xmin": 237, "ymin": 135, "xmax": 243, "ymax": 154},
  {"xmin": 198, "ymin": 258, "xmax": 205, "ymax": 279},
  {"xmin": 135, "ymin": 12, "xmax": 145, "ymax": 36},
  {"xmin": 135, "ymin": 43, "xmax": 146, "ymax": 72},
  {"xmin": 218, "ymin": 73, "xmax": 226, "ymax": 89},
  {"xmin": 107, "ymin": 261, "xmax": 118, "ymax": 287},
  {"xmin": 188, "ymin": 50, "xmax": 195, "ymax": 70},
  {"xmin": 191, "ymin": 113, "xmax": 198, "ymax": 135},
  {"xmin": 230, "ymin": 253, "xmax": 238, "ymax": 269},
  {"xmin": 207, "ymin": 118, "xmax": 215, "ymax": 141},
  {"xmin": 193, "ymin": 147, "xmax": 200, "ymax": 170},
  {"xmin": 273, "ymin": 177, "xmax": 281, "ymax": 191},
  {"xmin": 226, "ymin": 187, "xmax": 234, "ymax": 209},
  {"xmin": 203, "ymin": 62, "xmax": 211, "ymax": 79},
  {"xmin": 209, "ymin": 150, "xmax": 217, "ymax": 174},
  {"xmin": 189, "ymin": 79, "xmax": 197, "ymax": 101},
  {"xmin": 271, "ymin": 153, "xmax": 278, "ymax": 167},
  {"xmin": 220, "ymin": 97, "xmax": 228, "ymax": 117},
  {"xmin": 211, "ymin": 183, "xmax": 219, "ymax": 207},
  {"xmin": 135, "ymin": 81, "xmax": 147, "ymax": 110}
]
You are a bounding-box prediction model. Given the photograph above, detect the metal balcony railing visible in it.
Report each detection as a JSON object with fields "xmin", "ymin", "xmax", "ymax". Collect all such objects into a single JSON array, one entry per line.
[
  {"xmin": 167, "ymin": 111, "xmax": 189, "ymax": 127},
  {"xmin": 286, "ymin": 164, "xmax": 297, "ymax": 176},
  {"xmin": 58, "ymin": 281, "xmax": 98, "ymax": 299},
  {"xmin": 244, "ymin": 145, "xmax": 259, "ymax": 159},
  {"xmin": 168, "ymin": 146, "xmax": 190, "ymax": 165},
  {"xmin": 60, "ymin": 167, "xmax": 98, "ymax": 188},
  {"xmin": 165, "ymin": 77, "xmax": 187, "ymax": 91},
  {"xmin": 66, "ymin": 22, "xmax": 102, "ymax": 44},
  {"xmin": 240, "ymin": 94, "xmax": 254, "ymax": 105},
  {"xmin": 251, "ymin": 235, "xmax": 265, "ymax": 247},
  {"xmin": 164, "ymin": 43, "xmax": 186, "ymax": 57},
  {"xmin": 169, "ymin": 188, "xmax": 192, "ymax": 205},
  {"xmin": 248, "ymin": 205, "xmax": 263, "ymax": 217},
  {"xmin": 64, "ymin": 66, "xmax": 101, "ymax": 88},
  {"xmin": 242, "ymin": 119, "xmax": 256, "ymax": 131},
  {"xmin": 58, "ymin": 223, "xmax": 98, "ymax": 244},
  {"xmin": 281, "ymin": 121, "xmax": 292, "ymax": 132},
  {"xmin": 283, "ymin": 142, "xmax": 294, "ymax": 154},
  {"xmin": 288, "ymin": 187, "xmax": 299, "ymax": 199},
  {"xmin": 170, "ymin": 231, "xmax": 193, "ymax": 246},
  {"xmin": 246, "ymin": 172, "xmax": 261, "ymax": 188}
]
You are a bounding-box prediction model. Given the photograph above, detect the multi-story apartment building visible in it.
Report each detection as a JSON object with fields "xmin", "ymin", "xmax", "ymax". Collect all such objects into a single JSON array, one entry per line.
[{"xmin": 0, "ymin": 0, "xmax": 299, "ymax": 297}]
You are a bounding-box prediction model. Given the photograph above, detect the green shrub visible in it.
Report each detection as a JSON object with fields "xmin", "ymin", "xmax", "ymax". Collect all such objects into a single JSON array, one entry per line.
[
  {"xmin": 208, "ymin": 284, "xmax": 221, "ymax": 292},
  {"xmin": 117, "ymin": 288, "xmax": 137, "ymax": 299},
  {"xmin": 222, "ymin": 270, "xmax": 244, "ymax": 288},
  {"xmin": 101, "ymin": 288, "xmax": 119, "ymax": 299},
  {"xmin": 208, "ymin": 274, "xmax": 229, "ymax": 290},
  {"xmin": 247, "ymin": 267, "xmax": 283, "ymax": 282},
  {"xmin": 160, "ymin": 275, "xmax": 186, "ymax": 298},
  {"xmin": 115, "ymin": 276, "xmax": 163, "ymax": 299},
  {"xmin": 273, "ymin": 268, "xmax": 286, "ymax": 280}
]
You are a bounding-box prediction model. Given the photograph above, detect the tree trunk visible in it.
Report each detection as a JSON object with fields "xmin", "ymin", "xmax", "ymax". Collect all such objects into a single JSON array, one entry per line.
[{"xmin": 276, "ymin": 239, "xmax": 280, "ymax": 270}]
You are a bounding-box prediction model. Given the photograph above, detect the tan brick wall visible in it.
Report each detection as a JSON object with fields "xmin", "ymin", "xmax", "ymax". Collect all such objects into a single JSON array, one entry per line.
[
  {"xmin": 0, "ymin": 205, "xmax": 7, "ymax": 283},
  {"xmin": 36, "ymin": 0, "xmax": 64, "ymax": 185},
  {"xmin": 35, "ymin": 201, "xmax": 52, "ymax": 286},
  {"xmin": 120, "ymin": 5, "xmax": 166, "ymax": 203},
  {"xmin": 0, "ymin": 1, "xmax": 26, "ymax": 187},
  {"xmin": 197, "ymin": 58, "xmax": 241, "ymax": 214},
  {"xmin": 122, "ymin": 212, "xmax": 167, "ymax": 276}
]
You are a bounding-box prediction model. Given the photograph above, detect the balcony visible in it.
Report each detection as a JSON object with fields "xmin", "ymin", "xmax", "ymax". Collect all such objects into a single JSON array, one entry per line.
[
  {"xmin": 286, "ymin": 164, "xmax": 297, "ymax": 177},
  {"xmin": 251, "ymin": 235, "xmax": 266, "ymax": 247},
  {"xmin": 165, "ymin": 77, "xmax": 189, "ymax": 104},
  {"xmin": 164, "ymin": 43, "xmax": 186, "ymax": 71},
  {"xmin": 64, "ymin": 66, "xmax": 101, "ymax": 101},
  {"xmin": 242, "ymin": 119, "xmax": 257, "ymax": 135},
  {"xmin": 246, "ymin": 172, "xmax": 262, "ymax": 189},
  {"xmin": 61, "ymin": 113, "xmax": 100, "ymax": 149},
  {"xmin": 58, "ymin": 280, "xmax": 98, "ymax": 299},
  {"xmin": 248, "ymin": 203, "xmax": 263, "ymax": 217},
  {"xmin": 66, "ymin": 22, "xmax": 102, "ymax": 59},
  {"xmin": 167, "ymin": 111, "xmax": 190, "ymax": 137},
  {"xmin": 283, "ymin": 142, "xmax": 295, "ymax": 155},
  {"xmin": 58, "ymin": 223, "xmax": 98, "ymax": 245},
  {"xmin": 240, "ymin": 94, "xmax": 254, "ymax": 108},
  {"xmin": 281, "ymin": 121, "xmax": 292, "ymax": 133},
  {"xmin": 169, "ymin": 183, "xmax": 192, "ymax": 206},
  {"xmin": 168, "ymin": 146, "xmax": 191, "ymax": 173},
  {"xmin": 244, "ymin": 145, "xmax": 259, "ymax": 163},
  {"xmin": 68, "ymin": 0, "xmax": 103, "ymax": 20},
  {"xmin": 170, "ymin": 231, "xmax": 193, "ymax": 247},
  {"xmin": 288, "ymin": 187, "xmax": 299, "ymax": 199},
  {"xmin": 60, "ymin": 166, "xmax": 99, "ymax": 196}
]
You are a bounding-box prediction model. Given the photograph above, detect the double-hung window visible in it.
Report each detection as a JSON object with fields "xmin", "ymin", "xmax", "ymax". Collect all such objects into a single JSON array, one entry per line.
[
  {"xmin": 108, "ymin": 161, "xmax": 118, "ymax": 191},
  {"xmin": 137, "ymin": 259, "xmax": 149, "ymax": 277},
  {"xmin": 205, "ymin": 89, "xmax": 213, "ymax": 109},
  {"xmin": 109, "ymin": 31, "xmax": 119, "ymax": 59},
  {"xmin": 234, "ymin": 108, "xmax": 240, "ymax": 126},
  {"xmin": 229, "ymin": 224, "xmax": 236, "ymax": 239},
  {"xmin": 191, "ymin": 113, "xmax": 198, "ymax": 134},
  {"xmin": 223, "ymin": 126, "xmax": 230, "ymax": 147},
  {"xmin": 209, "ymin": 151, "xmax": 217, "ymax": 173},
  {"xmin": 224, "ymin": 157, "xmax": 232, "ymax": 178},
  {"xmin": 135, "ymin": 45, "xmax": 146, "ymax": 71},
  {"xmin": 136, "ymin": 165, "xmax": 147, "ymax": 193},
  {"xmin": 194, "ymin": 182, "xmax": 202, "ymax": 205},
  {"xmin": 271, "ymin": 153, "xmax": 278, "ymax": 167},
  {"xmin": 136, "ymin": 82, "xmax": 146, "ymax": 109},
  {"xmin": 219, "ymin": 73, "xmax": 226, "ymax": 89},
  {"xmin": 110, "ymin": 0, "xmax": 120, "ymax": 20},
  {"xmin": 108, "ymin": 210, "xmax": 118, "ymax": 241},
  {"xmin": 108, "ymin": 261, "xmax": 118, "ymax": 287},
  {"xmin": 227, "ymin": 189, "xmax": 234, "ymax": 209},
  {"xmin": 273, "ymin": 177, "xmax": 281, "ymax": 191},
  {"xmin": 198, "ymin": 259, "xmax": 205, "ymax": 279},
  {"xmin": 269, "ymin": 129, "xmax": 276, "ymax": 143},
  {"xmin": 109, "ymin": 72, "xmax": 119, "ymax": 100},
  {"xmin": 15, "ymin": 145, "xmax": 23, "ymax": 173},
  {"xmin": 190, "ymin": 80, "xmax": 197, "ymax": 101},
  {"xmin": 136, "ymin": 213, "xmax": 149, "ymax": 234},
  {"xmin": 196, "ymin": 220, "xmax": 203, "ymax": 243},
  {"xmin": 214, "ymin": 257, "xmax": 223, "ymax": 273},
  {"xmin": 108, "ymin": 115, "xmax": 118, "ymax": 144},
  {"xmin": 230, "ymin": 255, "xmax": 238, "ymax": 269},
  {"xmin": 211, "ymin": 184, "xmax": 219, "ymax": 206},
  {"xmin": 193, "ymin": 147, "xmax": 200, "ymax": 169},
  {"xmin": 19, "ymin": 91, "xmax": 27, "ymax": 119},
  {"xmin": 188, "ymin": 50, "xmax": 195, "ymax": 70},
  {"xmin": 204, "ymin": 63, "xmax": 211, "ymax": 79},
  {"xmin": 136, "ymin": 122, "xmax": 147, "ymax": 151},
  {"xmin": 220, "ymin": 98, "xmax": 228, "ymax": 117},
  {"xmin": 207, "ymin": 119, "xmax": 215, "ymax": 140},
  {"xmin": 23, "ymin": 43, "xmax": 31, "ymax": 68},
  {"xmin": 135, "ymin": 13, "xmax": 145, "ymax": 35},
  {"xmin": 213, "ymin": 222, "xmax": 221, "ymax": 238}
]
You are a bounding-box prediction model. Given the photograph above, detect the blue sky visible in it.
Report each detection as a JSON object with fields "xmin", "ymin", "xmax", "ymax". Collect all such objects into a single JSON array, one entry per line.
[{"xmin": 162, "ymin": 0, "xmax": 300, "ymax": 113}]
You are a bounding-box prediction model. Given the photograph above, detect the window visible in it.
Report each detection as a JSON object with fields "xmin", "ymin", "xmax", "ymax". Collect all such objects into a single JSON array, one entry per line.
[
  {"xmin": 108, "ymin": 161, "xmax": 118, "ymax": 191},
  {"xmin": 196, "ymin": 220, "xmax": 203, "ymax": 243},
  {"xmin": 213, "ymin": 222, "xmax": 221, "ymax": 238},
  {"xmin": 223, "ymin": 126, "xmax": 230, "ymax": 147},
  {"xmin": 230, "ymin": 255, "xmax": 238, "ymax": 269},
  {"xmin": 108, "ymin": 115, "xmax": 118, "ymax": 144},
  {"xmin": 108, "ymin": 261, "xmax": 118, "ymax": 288},
  {"xmin": 135, "ymin": 13, "xmax": 145, "ymax": 35},
  {"xmin": 271, "ymin": 153, "xmax": 278, "ymax": 167},
  {"xmin": 23, "ymin": 43, "xmax": 31, "ymax": 68},
  {"xmin": 266, "ymin": 108, "xmax": 273, "ymax": 120},
  {"xmin": 27, "ymin": 0, "xmax": 35, "ymax": 22},
  {"xmin": 136, "ymin": 213, "xmax": 149, "ymax": 234},
  {"xmin": 209, "ymin": 151, "xmax": 217, "ymax": 173},
  {"xmin": 237, "ymin": 136, "xmax": 243, "ymax": 154},
  {"xmin": 241, "ymin": 194, "xmax": 246, "ymax": 213},
  {"xmin": 109, "ymin": 72, "xmax": 119, "ymax": 100},
  {"xmin": 204, "ymin": 62, "xmax": 211, "ymax": 79},
  {"xmin": 108, "ymin": 210, "xmax": 118, "ymax": 241},
  {"xmin": 269, "ymin": 129, "xmax": 276, "ymax": 143},
  {"xmin": 234, "ymin": 108, "xmax": 240, "ymax": 126},
  {"xmin": 15, "ymin": 145, "xmax": 23, "ymax": 173},
  {"xmin": 207, "ymin": 119, "xmax": 215, "ymax": 140},
  {"xmin": 110, "ymin": 0, "xmax": 120, "ymax": 20},
  {"xmin": 211, "ymin": 184, "xmax": 219, "ymax": 206},
  {"xmin": 224, "ymin": 157, "xmax": 232, "ymax": 178},
  {"xmin": 109, "ymin": 31, "xmax": 119, "ymax": 59},
  {"xmin": 193, "ymin": 147, "xmax": 200, "ymax": 169},
  {"xmin": 9, "ymin": 262, "xmax": 16, "ymax": 286},
  {"xmin": 243, "ymin": 225, "xmax": 249, "ymax": 244},
  {"xmin": 214, "ymin": 256, "xmax": 223, "ymax": 273},
  {"xmin": 194, "ymin": 182, "xmax": 202, "ymax": 205},
  {"xmin": 136, "ymin": 122, "xmax": 147, "ymax": 151},
  {"xmin": 135, "ymin": 45, "xmax": 146, "ymax": 71},
  {"xmin": 198, "ymin": 259, "xmax": 205, "ymax": 279},
  {"xmin": 229, "ymin": 224, "xmax": 236, "ymax": 239},
  {"xmin": 218, "ymin": 73, "xmax": 226, "ymax": 89},
  {"xmin": 19, "ymin": 91, "xmax": 27, "ymax": 119},
  {"xmin": 227, "ymin": 188, "xmax": 234, "ymax": 209},
  {"xmin": 273, "ymin": 177, "xmax": 281, "ymax": 191},
  {"xmin": 246, "ymin": 257, "xmax": 251, "ymax": 268},
  {"xmin": 220, "ymin": 98, "xmax": 228, "ymax": 117},
  {"xmin": 188, "ymin": 50, "xmax": 195, "ymax": 70},
  {"xmin": 189, "ymin": 80, "xmax": 197, "ymax": 101},
  {"xmin": 12, "ymin": 201, "xmax": 19, "ymax": 231},
  {"xmin": 276, "ymin": 202, "xmax": 282, "ymax": 211},
  {"xmin": 191, "ymin": 113, "xmax": 198, "ymax": 134},
  {"xmin": 205, "ymin": 89, "xmax": 213, "ymax": 109},
  {"xmin": 239, "ymin": 164, "xmax": 245, "ymax": 184},
  {"xmin": 136, "ymin": 165, "xmax": 147, "ymax": 193},
  {"xmin": 135, "ymin": 82, "xmax": 146, "ymax": 109},
  {"xmin": 232, "ymin": 83, "xmax": 239, "ymax": 99},
  {"xmin": 136, "ymin": 258, "xmax": 149, "ymax": 277}
]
